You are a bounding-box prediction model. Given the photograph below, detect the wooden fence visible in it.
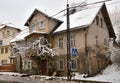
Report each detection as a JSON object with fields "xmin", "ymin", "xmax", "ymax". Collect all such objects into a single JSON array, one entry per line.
[{"xmin": 0, "ymin": 64, "xmax": 15, "ymax": 72}]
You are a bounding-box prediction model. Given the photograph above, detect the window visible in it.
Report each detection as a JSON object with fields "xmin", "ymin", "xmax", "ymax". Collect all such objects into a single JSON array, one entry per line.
[
  {"xmin": 1, "ymin": 48, "xmax": 4, "ymax": 54},
  {"xmin": 100, "ymin": 18, "xmax": 103, "ymax": 28},
  {"xmin": 40, "ymin": 21, "xmax": 44, "ymax": 29},
  {"xmin": 27, "ymin": 60, "xmax": 32, "ymax": 69},
  {"xmin": 96, "ymin": 35, "xmax": 98, "ymax": 47},
  {"xmin": 104, "ymin": 38, "xmax": 107, "ymax": 46},
  {"xmin": 31, "ymin": 25, "xmax": 36, "ymax": 31},
  {"xmin": 2, "ymin": 31, "xmax": 5, "ymax": 37},
  {"xmin": 71, "ymin": 59, "xmax": 77, "ymax": 70},
  {"xmin": 96, "ymin": 16, "xmax": 99, "ymax": 26},
  {"xmin": 70, "ymin": 35, "xmax": 76, "ymax": 47},
  {"xmin": 5, "ymin": 47, "xmax": 8, "ymax": 53},
  {"xmin": 0, "ymin": 40, "xmax": 2, "ymax": 46},
  {"xmin": 7, "ymin": 31, "xmax": 10, "ymax": 35},
  {"xmin": 1, "ymin": 60, "xmax": 7, "ymax": 65},
  {"xmin": 59, "ymin": 59, "xmax": 64, "ymax": 70},
  {"xmin": 22, "ymin": 61, "xmax": 25, "ymax": 69},
  {"xmin": 58, "ymin": 37, "xmax": 63, "ymax": 48}
]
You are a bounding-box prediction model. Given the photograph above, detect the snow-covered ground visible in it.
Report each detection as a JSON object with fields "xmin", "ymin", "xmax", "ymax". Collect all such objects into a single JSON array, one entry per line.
[
  {"xmin": 75, "ymin": 63, "xmax": 120, "ymax": 83},
  {"xmin": 0, "ymin": 63, "xmax": 120, "ymax": 83}
]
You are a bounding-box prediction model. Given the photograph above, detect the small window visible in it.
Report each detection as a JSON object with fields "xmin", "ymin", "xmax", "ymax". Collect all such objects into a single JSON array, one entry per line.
[
  {"xmin": 70, "ymin": 35, "xmax": 76, "ymax": 47},
  {"xmin": 96, "ymin": 16, "xmax": 99, "ymax": 26},
  {"xmin": 1, "ymin": 60, "xmax": 7, "ymax": 65},
  {"xmin": 100, "ymin": 18, "xmax": 103, "ymax": 28},
  {"xmin": 22, "ymin": 61, "xmax": 25, "ymax": 69},
  {"xmin": 2, "ymin": 31, "xmax": 5, "ymax": 37},
  {"xmin": 31, "ymin": 25, "xmax": 36, "ymax": 31},
  {"xmin": 1, "ymin": 48, "xmax": 4, "ymax": 54},
  {"xmin": 104, "ymin": 38, "xmax": 107, "ymax": 46},
  {"xmin": 58, "ymin": 37, "xmax": 63, "ymax": 49},
  {"xmin": 59, "ymin": 59, "xmax": 64, "ymax": 70},
  {"xmin": 96, "ymin": 35, "xmax": 98, "ymax": 47},
  {"xmin": 71, "ymin": 59, "xmax": 77, "ymax": 70},
  {"xmin": 0, "ymin": 40, "xmax": 2, "ymax": 46},
  {"xmin": 5, "ymin": 47, "xmax": 8, "ymax": 53},
  {"xmin": 7, "ymin": 31, "xmax": 10, "ymax": 35},
  {"xmin": 27, "ymin": 60, "xmax": 32, "ymax": 69},
  {"xmin": 40, "ymin": 21, "xmax": 44, "ymax": 29}
]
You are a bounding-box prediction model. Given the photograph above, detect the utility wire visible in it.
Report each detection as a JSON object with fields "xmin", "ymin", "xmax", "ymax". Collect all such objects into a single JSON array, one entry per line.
[{"xmin": 0, "ymin": 0, "xmax": 120, "ymax": 40}]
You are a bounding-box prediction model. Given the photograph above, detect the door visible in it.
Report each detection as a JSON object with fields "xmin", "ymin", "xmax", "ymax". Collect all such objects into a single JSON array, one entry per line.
[{"xmin": 41, "ymin": 59, "xmax": 47, "ymax": 75}]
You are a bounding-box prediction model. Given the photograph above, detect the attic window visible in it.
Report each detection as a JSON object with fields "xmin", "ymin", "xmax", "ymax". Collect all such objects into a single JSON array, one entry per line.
[
  {"xmin": 100, "ymin": 18, "xmax": 103, "ymax": 28},
  {"xmin": 40, "ymin": 21, "xmax": 44, "ymax": 29},
  {"xmin": 96, "ymin": 16, "xmax": 99, "ymax": 26}
]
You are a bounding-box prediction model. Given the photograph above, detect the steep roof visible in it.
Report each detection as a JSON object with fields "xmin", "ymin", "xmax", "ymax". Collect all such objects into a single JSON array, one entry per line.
[
  {"xmin": 54, "ymin": 3, "xmax": 116, "ymax": 38},
  {"xmin": 10, "ymin": 28, "xmax": 29, "ymax": 42},
  {"xmin": 0, "ymin": 23, "xmax": 21, "ymax": 31},
  {"xmin": 24, "ymin": 8, "xmax": 62, "ymax": 26}
]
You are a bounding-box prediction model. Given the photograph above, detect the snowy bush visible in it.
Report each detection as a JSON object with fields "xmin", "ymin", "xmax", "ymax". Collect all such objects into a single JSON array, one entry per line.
[{"xmin": 109, "ymin": 41, "xmax": 120, "ymax": 66}]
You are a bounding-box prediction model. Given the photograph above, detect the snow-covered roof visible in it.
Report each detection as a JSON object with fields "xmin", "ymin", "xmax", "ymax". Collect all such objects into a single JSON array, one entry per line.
[
  {"xmin": 0, "ymin": 23, "xmax": 21, "ymax": 30},
  {"xmin": 10, "ymin": 28, "xmax": 29, "ymax": 42},
  {"xmin": 54, "ymin": 3, "xmax": 104, "ymax": 33},
  {"xmin": 25, "ymin": 31, "xmax": 48, "ymax": 38}
]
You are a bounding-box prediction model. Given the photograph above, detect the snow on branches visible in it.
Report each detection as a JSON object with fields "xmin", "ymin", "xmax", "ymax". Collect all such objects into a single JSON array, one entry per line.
[{"xmin": 12, "ymin": 37, "xmax": 58, "ymax": 58}]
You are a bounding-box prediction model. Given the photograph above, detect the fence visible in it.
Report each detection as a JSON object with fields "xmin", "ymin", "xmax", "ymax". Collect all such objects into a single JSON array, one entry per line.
[{"xmin": 0, "ymin": 64, "xmax": 15, "ymax": 72}]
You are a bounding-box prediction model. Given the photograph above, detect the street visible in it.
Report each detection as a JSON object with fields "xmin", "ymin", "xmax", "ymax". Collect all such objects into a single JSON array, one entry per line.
[{"xmin": 0, "ymin": 80, "xmax": 19, "ymax": 83}]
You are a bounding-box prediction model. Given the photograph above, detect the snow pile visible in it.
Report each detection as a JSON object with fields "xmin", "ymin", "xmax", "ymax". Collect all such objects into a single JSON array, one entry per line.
[{"xmin": 73, "ymin": 63, "xmax": 120, "ymax": 83}]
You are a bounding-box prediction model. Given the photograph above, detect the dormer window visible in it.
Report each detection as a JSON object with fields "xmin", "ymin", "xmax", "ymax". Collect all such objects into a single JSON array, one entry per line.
[{"xmin": 40, "ymin": 21, "xmax": 44, "ymax": 29}]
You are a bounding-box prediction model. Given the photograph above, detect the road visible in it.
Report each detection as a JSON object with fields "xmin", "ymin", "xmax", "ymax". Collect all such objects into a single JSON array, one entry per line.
[{"xmin": 0, "ymin": 80, "xmax": 20, "ymax": 83}]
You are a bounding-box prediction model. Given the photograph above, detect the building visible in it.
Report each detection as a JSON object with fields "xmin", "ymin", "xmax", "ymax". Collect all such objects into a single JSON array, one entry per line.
[
  {"xmin": 11, "ymin": 3, "xmax": 116, "ymax": 76},
  {"xmin": 0, "ymin": 23, "xmax": 21, "ymax": 65}
]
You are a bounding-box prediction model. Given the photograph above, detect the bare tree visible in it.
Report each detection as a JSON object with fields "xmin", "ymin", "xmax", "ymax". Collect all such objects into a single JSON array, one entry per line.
[{"xmin": 109, "ymin": 6, "xmax": 120, "ymax": 43}]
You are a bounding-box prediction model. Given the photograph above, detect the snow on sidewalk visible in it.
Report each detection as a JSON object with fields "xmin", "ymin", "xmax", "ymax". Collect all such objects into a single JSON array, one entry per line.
[{"xmin": 0, "ymin": 63, "xmax": 120, "ymax": 83}]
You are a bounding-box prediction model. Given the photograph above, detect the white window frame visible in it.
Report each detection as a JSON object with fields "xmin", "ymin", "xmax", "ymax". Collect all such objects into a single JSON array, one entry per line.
[
  {"xmin": 58, "ymin": 37, "xmax": 63, "ymax": 49},
  {"xmin": 27, "ymin": 60, "xmax": 32, "ymax": 70},
  {"xmin": 58, "ymin": 59, "xmax": 64, "ymax": 70},
  {"xmin": 22, "ymin": 61, "xmax": 25, "ymax": 70},
  {"xmin": 40, "ymin": 21, "xmax": 44, "ymax": 29},
  {"xmin": 31, "ymin": 25, "xmax": 36, "ymax": 32},
  {"xmin": 70, "ymin": 34, "xmax": 76, "ymax": 47},
  {"xmin": 71, "ymin": 59, "xmax": 77, "ymax": 71}
]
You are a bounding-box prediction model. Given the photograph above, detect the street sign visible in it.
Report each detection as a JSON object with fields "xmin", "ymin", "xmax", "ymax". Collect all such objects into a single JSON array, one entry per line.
[{"xmin": 72, "ymin": 48, "xmax": 78, "ymax": 56}]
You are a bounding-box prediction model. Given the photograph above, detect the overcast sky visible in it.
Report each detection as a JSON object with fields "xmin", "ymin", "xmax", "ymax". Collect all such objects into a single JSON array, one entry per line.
[{"xmin": 0, "ymin": 0, "xmax": 120, "ymax": 29}]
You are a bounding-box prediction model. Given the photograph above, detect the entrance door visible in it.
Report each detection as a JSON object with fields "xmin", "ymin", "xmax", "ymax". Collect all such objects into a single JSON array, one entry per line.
[{"xmin": 41, "ymin": 59, "xmax": 47, "ymax": 75}]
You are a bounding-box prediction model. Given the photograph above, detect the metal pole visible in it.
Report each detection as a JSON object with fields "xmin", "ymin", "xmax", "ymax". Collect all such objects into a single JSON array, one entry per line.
[{"xmin": 66, "ymin": 3, "xmax": 71, "ymax": 81}]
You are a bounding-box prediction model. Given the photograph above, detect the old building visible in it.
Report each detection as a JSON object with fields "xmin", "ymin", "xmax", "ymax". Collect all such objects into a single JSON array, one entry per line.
[
  {"xmin": 0, "ymin": 23, "xmax": 21, "ymax": 65},
  {"xmin": 11, "ymin": 3, "xmax": 116, "ymax": 76}
]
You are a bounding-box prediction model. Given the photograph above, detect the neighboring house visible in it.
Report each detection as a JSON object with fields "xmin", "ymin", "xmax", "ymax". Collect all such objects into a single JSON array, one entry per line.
[
  {"xmin": 0, "ymin": 23, "xmax": 21, "ymax": 65},
  {"xmin": 11, "ymin": 3, "xmax": 116, "ymax": 76}
]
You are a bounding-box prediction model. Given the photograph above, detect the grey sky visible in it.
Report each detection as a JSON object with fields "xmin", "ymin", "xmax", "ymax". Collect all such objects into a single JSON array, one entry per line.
[{"xmin": 0, "ymin": 0, "xmax": 120, "ymax": 29}]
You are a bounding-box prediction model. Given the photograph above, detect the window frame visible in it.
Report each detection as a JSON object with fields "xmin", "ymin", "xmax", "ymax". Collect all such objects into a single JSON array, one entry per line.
[
  {"xmin": 5, "ymin": 47, "xmax": 8, "ymax": 53},
  {"xmin": 96, "ymin": 16, "xmax": 99, "ymax": 26},
  {"xmin": 70, "ymin": 34, "xmax": 76, "ymax": 47},
  {"xmin": 71, "ymin": 59, "xmax": 77, "ymax": 71},
  {"xmin": 1, "ymin": 48, "xmax": 4, "ymax": 54},
  {"xmin": 58, "ymin": 59, "xmax": 64, "ymax": 70},
  {"xmin": 27, "ymin": 60, "xmax": 32, "ymax": 70},
  {"xmin": 100, "ymin": 18, "xmax": 103, "ymax": 28},
  {"xmin": 40, "ymin": 21, "xmax": 44, "ymax": 29},
  {"xmin": 58, "ymin": 37, "xmax": 63, "ymax": 49},
  {"xmin": 0, "ymin": 40, "xmax": 3, "ymax": 46}
]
